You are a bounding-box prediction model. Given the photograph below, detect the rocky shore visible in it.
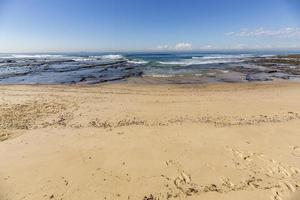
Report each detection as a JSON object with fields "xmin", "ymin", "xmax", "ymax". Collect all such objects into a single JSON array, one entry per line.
[{"xmin": 0, "ymin": 54, "xmax": 300, "ymax": 84}]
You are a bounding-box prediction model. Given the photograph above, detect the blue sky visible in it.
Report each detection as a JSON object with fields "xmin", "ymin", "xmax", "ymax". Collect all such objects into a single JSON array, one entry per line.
[{"xmin": 0, "ymin": 0, "xmax": 300, "ymax": 52}]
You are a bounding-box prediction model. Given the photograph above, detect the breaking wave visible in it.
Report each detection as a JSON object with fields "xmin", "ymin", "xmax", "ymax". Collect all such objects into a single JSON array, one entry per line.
[
  {"xmin": 0, "ymin": 52, "xmax": 288, "ymax": 84},
  {"xmin": 157, "ymin": 54, "xmax": 253, "ymax": 66}
]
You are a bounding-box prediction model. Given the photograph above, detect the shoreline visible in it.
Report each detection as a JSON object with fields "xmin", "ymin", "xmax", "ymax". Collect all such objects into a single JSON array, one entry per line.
[
  {"xmin": 0, "ymin": 53, "xmax": 299, "ymax": 84},
  {"xmin": 0, "ymin": 76, "xmax": 297, "ymax": 86}
]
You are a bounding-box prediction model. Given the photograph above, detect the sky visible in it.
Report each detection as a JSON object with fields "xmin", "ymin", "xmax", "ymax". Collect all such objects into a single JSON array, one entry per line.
[{"xmin": 0, "ymin": 0, "xmax": 300, "ymax": 53}]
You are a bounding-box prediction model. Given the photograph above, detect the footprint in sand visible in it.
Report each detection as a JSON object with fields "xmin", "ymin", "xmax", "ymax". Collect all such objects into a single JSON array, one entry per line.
[
  {"xmin": 228, "ymin": 147, "xmax": 300, "ymax": 200},
  {"xmin": 291, "ymin": 146, "xmax": 300, "ymax": 157}
]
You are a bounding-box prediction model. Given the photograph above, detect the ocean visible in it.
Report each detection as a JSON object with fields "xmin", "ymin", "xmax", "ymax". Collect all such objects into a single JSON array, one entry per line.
[{"xmin": 0, "ymin": 52, "xmax": 299, "ymax": 84}]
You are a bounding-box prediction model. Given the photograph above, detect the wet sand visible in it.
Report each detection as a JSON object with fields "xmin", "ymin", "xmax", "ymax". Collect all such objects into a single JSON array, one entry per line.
[{"xmin": 0, "ymin": 81, "xmax": 300, "ymax": 200}]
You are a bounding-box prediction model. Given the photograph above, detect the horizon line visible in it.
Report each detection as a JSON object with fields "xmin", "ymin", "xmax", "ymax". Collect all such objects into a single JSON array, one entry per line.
[{"xmin": 1, "ymin": 48, "xmax": 300, "ymax": 55}]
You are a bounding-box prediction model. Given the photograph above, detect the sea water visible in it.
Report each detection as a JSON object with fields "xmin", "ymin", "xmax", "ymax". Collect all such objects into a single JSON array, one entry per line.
[{"xmin": 0, "ymin": 52, "xmax": 298, "ymax": 84}]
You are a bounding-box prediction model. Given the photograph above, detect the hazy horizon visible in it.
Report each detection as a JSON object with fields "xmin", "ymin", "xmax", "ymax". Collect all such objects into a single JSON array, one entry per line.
[{"xmin": 1, "ymin": 48, "xmax": 300, "ymax": 55}]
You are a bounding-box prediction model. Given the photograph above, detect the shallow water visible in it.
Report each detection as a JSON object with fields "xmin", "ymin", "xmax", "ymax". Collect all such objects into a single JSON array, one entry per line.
[{"xmin": 0, "ymin": 52, "xmax": 299, "ymax": 84}]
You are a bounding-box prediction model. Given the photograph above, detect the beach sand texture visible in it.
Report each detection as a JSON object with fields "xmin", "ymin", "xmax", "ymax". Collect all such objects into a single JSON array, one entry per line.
[{"xmin": 0, "ymin": 82, "xmax": 300, "ymax": 200}]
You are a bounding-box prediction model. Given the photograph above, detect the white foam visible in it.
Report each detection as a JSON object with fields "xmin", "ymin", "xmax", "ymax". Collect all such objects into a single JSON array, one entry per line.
[
  {"xmin": 100, "ymin": 54, "xmax": 124, "ymax": 60},
  {"xmin": 72, "ymin": 54, "xmax": 125, "ymax": 62},
  {"xmin": 144, "ymin": 74, "xmax": 175, "ymax": 78},
  {"xmin": 157, "ymin": 54, "xmax": 252, "ymax": 66},
  {"xmin": 0, "ymin": 54, "xmax": 63, "ymax": 59},
  {"xmin": 261, "ymin": 54, "xmax": 275, "ymax": 57},
  {"xmin": 127, "ymin": 59, "xmax": 148, "ymax": 64},
  {"xmin": 72, "ymin": 57, "xmax": 99, "ymax": 62},
  {"xmin": 158, "ymin": 59, "xmax": 242, "ymax": 66}
]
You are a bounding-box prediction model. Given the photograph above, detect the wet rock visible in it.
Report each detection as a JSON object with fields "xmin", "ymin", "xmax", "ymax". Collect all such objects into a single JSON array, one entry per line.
[{"xmin": 246, "ymin": 73, "xmax": 273, "ymax": 82}]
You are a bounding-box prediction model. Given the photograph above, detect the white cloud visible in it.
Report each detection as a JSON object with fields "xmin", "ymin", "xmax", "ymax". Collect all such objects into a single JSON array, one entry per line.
[
  {"xmin": 156, "ymin": 45, "xmax": 170, "ymax": 50},
  {"xmin": 155, "ymin": 42, "xmax": 300, "ymax": 51},
  {"xmin": 226, "ymin": 27, "xmax": 300, "ymax": 38},
  {"xmin": 222, "ymin": 43, "xmax": 300, "ymax": 50},
  {"xmin": 175, "ymin": 42, "xmax": 192, "ymax": 50},
  {"xmin": 156, "ymin": 42, "xmax": 193, "ymax": 51}
]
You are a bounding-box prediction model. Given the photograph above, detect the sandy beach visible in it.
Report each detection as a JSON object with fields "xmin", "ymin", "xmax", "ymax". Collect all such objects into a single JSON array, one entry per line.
[{"xmin": 0, "ymin": 81, "xmax": 300, "ymax": 200}]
